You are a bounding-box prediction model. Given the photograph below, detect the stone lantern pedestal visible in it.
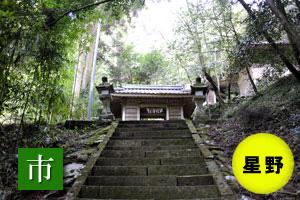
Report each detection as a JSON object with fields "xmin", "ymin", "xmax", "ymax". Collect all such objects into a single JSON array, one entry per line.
[
  {"xmin": 191, "ymin": 77, "xmax": 208, "ymax": 123},
  {"xmin": 96, "ymin": 77, "xmax": 114, "ymax": 122},
  {"xmin": 193, "ymin": 96, "xmax": 207, "ymax": 122}
]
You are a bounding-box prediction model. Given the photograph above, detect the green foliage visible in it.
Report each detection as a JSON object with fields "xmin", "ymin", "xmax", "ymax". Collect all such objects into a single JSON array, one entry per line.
[
  {"xmin": 133, "ymin": 50, "xmax": 169, "ymax": 84},
  {"xmin": 0, "ymin": 0, "xmax": 143, "ymax": 124},
  {"xmin": 110, "ymin": 45, "xmax": 139, "ymax": 84},
  {"xmin": 71, "ymin": 86, "xmax": 102, "ymax": 120},
  {"xmin": 169, "ymin": 0, "xmax": 245, "ymax": 83},
  {"xmin": 106, "ymin": 45, "xmax": 170, "ymax": 85},
  {"xmin": 231, "ymin": 0, "xmax": 300, "ymax": 80}
]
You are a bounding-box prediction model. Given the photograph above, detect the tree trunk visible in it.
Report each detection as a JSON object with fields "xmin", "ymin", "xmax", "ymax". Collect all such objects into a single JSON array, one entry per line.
[
  {"xmin": 267, "ymin": 0, "xmax": 300, "ymax": 65},
  {"xmin": 203, "ymin": 68, "xmax": 225, "ymax": 105},
  {"xmin": 47, "ymin": 86, "xmax": 55, "ymax": 124},
  {"xmin": 227, "ymin": 74, "xmax": 233, "ymax": 101},
  {"xmin": 87, "ymin": 20, "xmax": 101, "ymax": 120},
  {"xmin": 229, "ymin": 13, "xmax": 259, "ymax": 93},
  {"xmin": 295, "ymin": 0, "xmax": 300, "ymax": 11},
  {"xmin": 238, "ymin": 0, "xmax": 300, "ymax": 81},
  {"xmin": 19, "ymin": 88, "xmax": 31, "ymax": 132},
  {"xmin": 70, "ymin": 40, "xmax": 82, "ymax": 119},
  {"xmin": 271, "ymin": 0, "xmax": 300, "ymax": 66},
  {"xmin": 38, "ymin": 108, "xmax": 43, "ymax": 125},
  {"xmin": 267, "ymin": 0, "xmax": 300, "ymax": 53},
  {"xmin": 0, "ymin": 36, "xmax": 20, "ymax": 115},
  {"xmin": 228, "ymin": 81, "xmax": 231, "ymax": 101},
  {"xmin": 245, "ymin": 65, "xmax": 258, "ymax": 94},
  {"xmin": 47, "ymin": 0, "xmax": 114, "ymax": 27}
]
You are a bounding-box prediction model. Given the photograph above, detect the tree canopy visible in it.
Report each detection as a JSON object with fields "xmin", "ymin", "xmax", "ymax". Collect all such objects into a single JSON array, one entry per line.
[
  {"xmin": 0, "ymin": 0, "xmax": 144, "ymax": 124},
  {"xmin": 1, "ymin": 0, "xmax": 300, "ymax": 124}
]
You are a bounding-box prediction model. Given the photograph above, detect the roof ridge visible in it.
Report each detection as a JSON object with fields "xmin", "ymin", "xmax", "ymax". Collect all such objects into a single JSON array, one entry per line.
[
  {"xmin": 113, "ymin": 84, "xmax": 191, "ymax": 95},
  {"xmin": 121, "ymin": 84, "xmax": 184, "ymax": 88}
]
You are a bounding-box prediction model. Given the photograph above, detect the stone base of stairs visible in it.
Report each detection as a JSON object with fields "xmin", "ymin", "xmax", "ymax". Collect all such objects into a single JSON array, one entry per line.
[
  {"xmin": 68, "ymin": 120, "xmax": 235, "ymax": 200},
  {"xmin": 79, "ymin": 185, "xmax": 220, "ymax": 199}
]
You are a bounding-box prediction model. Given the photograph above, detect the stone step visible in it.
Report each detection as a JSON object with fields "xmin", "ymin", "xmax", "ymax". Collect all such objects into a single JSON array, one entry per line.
[
  {"xmin": 91, "ymin": 164, "xmax": 208, "ymax": 176},
  {"xmin": 117, "ymin": 124, "xmax": 187, "ymax": 129},
  {"xmin": 161, "ymin": 156, "xmax": 204, "ymax": 165},
  {"xmin": 113, "ymin": 130, "xmax": 192, "ymax": 139},
  {"xmin": 111, "ymin": 135, "xmax": 192, "ymax": 140},
  {"xmin": 118, "ymin": 120, "xmax": 185, "ymax": 125},
  {"xmin": 115, "ymin": 129, "xmax": 191, "ymax": 134},
  {"xmin": 146, "ymin": 149, "xmax": 200, "ymax": 158},
  {"xmin": 101, "ymin": 150, "xmax": 145, "ymax": 158},
  {"xmin": 85, "ymin": 175, "xmax": 214, "ymax": 186},
  {"xmin": 107, "ymin": 138, "xmax": 196, "ymax": 147},
  {"xmin": 105, "ymin": 145, "xmax": 198, "ymax": 151},
  {"xmin": 118, "ymin": 121, "xmax": 186, "ymax": 128},
  {"xmin": 117, "ymin": 126, "xmax": 189, "ymax": 132},
  {"xmin": 77, "ymin": 198, "xmax": 157, "ymax": 200},
  {"xmin": 97, "ymin": 157, "xmax": 159, "ymax": 166},
  {"xmin": 77, "ymin": 198, "xmax": 221, "ymax": 200},
  {"xmin": 148, "ymin": 164, "xmax": 208, "ymax": 176},
  {"xmin": 100, "ymin": 149, "xmax": 201, "ymax": 158},
  {"xmin": 177, "ymin": 175, "xmax": 215, "ymax": 186},
  {"xmin": 79, "ymin": 185, "xmax": 220, "ymax": 199},
  {"xmin": 96, "ymin": 156, "xmax": 204, "ymax": 166}
]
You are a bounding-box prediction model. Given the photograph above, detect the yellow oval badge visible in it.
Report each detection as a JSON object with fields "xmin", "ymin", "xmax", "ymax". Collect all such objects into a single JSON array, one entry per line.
[{"xmin": 232, "ymin": 133, "xmax": 294, "ymax": 194}]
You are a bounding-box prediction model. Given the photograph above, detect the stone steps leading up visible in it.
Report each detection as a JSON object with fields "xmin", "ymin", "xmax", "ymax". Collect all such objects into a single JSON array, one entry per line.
[
  {"xmin": 104, "ymin": 144, "xmax": 198, "ymax": 151},
  {"xmin": 74, "ymin": 120, "xmax": 233, "ymax": 199},
  {"xmin": 96, "ymin": 156, "xmax": 204, "ymax": 166},
  {"xmin": 117, "ymin": 120, "xmax": 186, "ymax": 128},
  {"xmin": 118, "ymin": 120, "xmax": 185, "ymax": 124},
  {"xmin": 107, "ymin": 138, "xmax": 196, "ymax": 147},
  {"xmin": 116, "ymin": 126, "xmax": 189, "ymax": 132},
  {"xmin": 79, "ymin": 185, "xmax": 220, "ymax": 199},
  {"xmin": 100, "ymin": 149, "xmax": 200, "ymax": 158},
  {"xmin": 91, "ymin": 164, "xmax": 208, "ymax": 176},
  {"xmin": 85, "ymin": 175, "xmax": 214, "ymax": 186},
  {"xmin": 77, "ymin": 199, "xmax": 221, "ymax": 200},
  {"xmin": 113, "ymin": 130, "xmax": 192, "ymax": 138}
]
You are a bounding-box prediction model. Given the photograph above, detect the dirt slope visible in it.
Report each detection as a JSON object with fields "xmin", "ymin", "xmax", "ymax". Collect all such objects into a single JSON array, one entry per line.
[{"xmin": 201, "ymin": 76, "xmax": 300, "ymax": 199}]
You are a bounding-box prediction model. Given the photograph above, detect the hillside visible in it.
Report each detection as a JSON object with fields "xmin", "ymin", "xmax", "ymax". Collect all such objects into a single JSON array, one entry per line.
[{"xmin": 200, "ymin": 76, "xmax": 300, "ymax": 199}]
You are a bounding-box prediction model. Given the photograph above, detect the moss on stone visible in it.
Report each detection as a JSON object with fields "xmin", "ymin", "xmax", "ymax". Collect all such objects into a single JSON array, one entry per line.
[{"xmin": 87, "ymin": 125, "xmax": 111, "ymax": 145}]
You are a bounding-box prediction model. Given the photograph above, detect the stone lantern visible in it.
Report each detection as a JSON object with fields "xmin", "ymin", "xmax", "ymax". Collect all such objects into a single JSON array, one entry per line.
[
  {"xmin": 191, "ymin": 77, "xmax": 208, "ymax": 123},
  {"xmin": 96, "ymin": 77, "xmax": 114, "ymax": 122}
]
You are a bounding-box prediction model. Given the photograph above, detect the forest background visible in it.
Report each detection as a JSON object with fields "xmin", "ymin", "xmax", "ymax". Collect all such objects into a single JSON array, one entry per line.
[{"xmin": 1, "ymin": 0, "xmax": 300, "ymax": 126}]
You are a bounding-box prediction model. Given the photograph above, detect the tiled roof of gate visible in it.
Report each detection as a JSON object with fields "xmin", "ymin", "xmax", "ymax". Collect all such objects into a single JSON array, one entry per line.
[{"xmin": 113, "ymin": 85, "xmax": 191, "ymax": 95}]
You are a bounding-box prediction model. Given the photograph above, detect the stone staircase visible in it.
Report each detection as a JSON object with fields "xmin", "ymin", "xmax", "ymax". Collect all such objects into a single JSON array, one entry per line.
[{"xmin": 74, "ymin": 120, "xmax": 233, "ymax": 199}]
